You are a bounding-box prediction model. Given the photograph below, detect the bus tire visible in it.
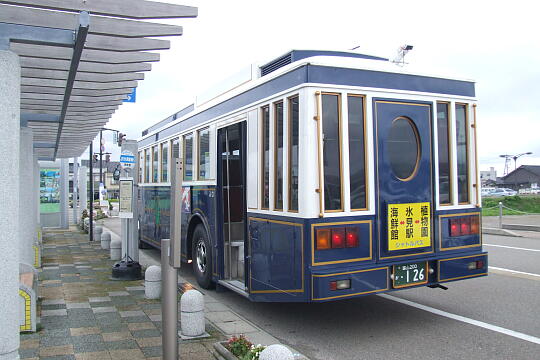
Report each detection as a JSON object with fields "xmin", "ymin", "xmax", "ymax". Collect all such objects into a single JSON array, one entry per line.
[{"xmin": 192, "ymin": 224, "xmax": 214, "ymax": 289}]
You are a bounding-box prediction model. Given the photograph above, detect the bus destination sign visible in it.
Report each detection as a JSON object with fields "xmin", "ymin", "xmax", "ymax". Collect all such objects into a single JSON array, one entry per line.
[{"xmin": 387, "ymin": 202, "xmax": 431, "ymax": 251}]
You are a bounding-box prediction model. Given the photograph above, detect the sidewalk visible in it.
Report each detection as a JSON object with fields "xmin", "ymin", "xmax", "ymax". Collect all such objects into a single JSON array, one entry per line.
[
  {"xmin": 101, "ymin": 218, "xmax": 308, "ymax": 359},
  {"xmin": 22, "ymin": 227, "xmax": 221, "ymax": 360}
]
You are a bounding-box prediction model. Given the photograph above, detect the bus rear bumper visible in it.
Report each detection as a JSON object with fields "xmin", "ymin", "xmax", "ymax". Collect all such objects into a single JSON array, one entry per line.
[{"xmin": 310, "ymin": 252, "xmax": 488, "ymax": 302}]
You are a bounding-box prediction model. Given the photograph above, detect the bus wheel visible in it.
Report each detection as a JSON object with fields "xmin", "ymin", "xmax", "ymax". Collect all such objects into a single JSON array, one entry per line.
[{"xmin": 192, "ymin": 224, "xmax": 214, "ymax": 289}]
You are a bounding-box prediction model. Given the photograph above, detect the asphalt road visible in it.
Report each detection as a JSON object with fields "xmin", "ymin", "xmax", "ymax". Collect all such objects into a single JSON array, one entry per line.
[{"xmin": 104, "ymin": 217, "xmax": 540, "ymax": 359}]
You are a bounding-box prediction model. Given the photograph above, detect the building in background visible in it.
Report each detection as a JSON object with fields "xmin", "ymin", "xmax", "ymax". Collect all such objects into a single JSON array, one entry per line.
[
  {"xmin": 480, "ymin": 167, "xmax": 497, "ymax": 186},
  {"xmin": 499, "ymin": 165, "xmax": 540, "ymax": 191},
  {"xmin": 69, "ymin": 160, "xmax": 121, "ymax": 201}
]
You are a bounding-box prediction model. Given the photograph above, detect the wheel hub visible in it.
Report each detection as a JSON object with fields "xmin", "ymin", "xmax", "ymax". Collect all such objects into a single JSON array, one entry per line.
[{"xmin": 196, "ymin": 239, "xmax": 207, "ymax": 273}]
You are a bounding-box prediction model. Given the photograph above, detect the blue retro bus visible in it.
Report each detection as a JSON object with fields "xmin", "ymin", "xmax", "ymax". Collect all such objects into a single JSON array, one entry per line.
[{"xmin": 137, "ymin": 50, "xmax": 487, "ymax": 302}]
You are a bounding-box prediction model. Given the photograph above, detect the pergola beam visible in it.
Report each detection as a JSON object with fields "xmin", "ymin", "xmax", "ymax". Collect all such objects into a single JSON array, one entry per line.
[
  {"xmin": 20, "ymin": 57, "xmax": 153, "ymax": 73},
  {"xmin": 0, "ymin": 0, "xmax": 198, "ymax": 19}
]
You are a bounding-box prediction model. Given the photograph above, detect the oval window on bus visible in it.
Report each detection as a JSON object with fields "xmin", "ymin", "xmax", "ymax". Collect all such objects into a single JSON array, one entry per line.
[{"xmin": 387, "ymin": 117, "xmax": 420, "ymax": 181}]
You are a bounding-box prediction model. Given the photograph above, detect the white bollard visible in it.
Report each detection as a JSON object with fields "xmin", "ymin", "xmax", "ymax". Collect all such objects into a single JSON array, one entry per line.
[
  {"xmin": 181, "ymin": 290, "xmax": 205, "ymax": 337},
  {"xmin": 94, "ymin": 225, "xmax": 103, "ymax": 242},
  {"xmin": 101, "ymin": 232, "xmax": 111, "ymax": 250},
  {"xmin": 259, "ymin": 344, "xmax": 294, "ymax": 360},
  {"xmin": 110, "ymin": 238, "xmax": 121, "ymax": 260},
  {"xmin": 83, "ymin": 217, "xmax": 89, "ymax": 231},
  {"xmin": 145, "ymin": 265, "xmax": 161, "ymax": 299}
]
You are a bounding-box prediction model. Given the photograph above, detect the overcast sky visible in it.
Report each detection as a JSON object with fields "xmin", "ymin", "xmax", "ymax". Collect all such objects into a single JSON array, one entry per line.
[{"xmin": 90, "ymin": 0, "xmax": 539, "ymax": 176}]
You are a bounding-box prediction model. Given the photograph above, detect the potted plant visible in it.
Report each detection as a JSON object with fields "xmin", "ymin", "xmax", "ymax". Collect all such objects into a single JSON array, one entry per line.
[{"xmin": 214, "ymin": 335, "xmax": 266, "ymax": 360}]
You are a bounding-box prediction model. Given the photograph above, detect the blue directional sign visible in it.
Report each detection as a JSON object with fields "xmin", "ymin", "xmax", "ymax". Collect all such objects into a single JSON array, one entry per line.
[{"xmin": 123, "ymin": 88, "xmax": 136, "ymax": 103}]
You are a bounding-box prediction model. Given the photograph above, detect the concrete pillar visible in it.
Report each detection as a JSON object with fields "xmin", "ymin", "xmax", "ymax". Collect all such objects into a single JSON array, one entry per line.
[
  {"xmin": 59, "ymin": 158, "xmax": 69, "ymax": 229},
  {"xmin": 72, "ymin": 157, "xmax": 78, "ymax": 224},
  {"xmin": 79, "ymin": 166, "xmax": 88, "ymax": 221},
  {"xmin": 33, "ymin": 156, "xmax": 40, "ymax": 227},
  {"xmin": 19, "ymin": 127, "xmax": 35, "ymax": 267},
  {"xmin": 0, "ymin": 50, "xmax": 21, "ymax": 360}
]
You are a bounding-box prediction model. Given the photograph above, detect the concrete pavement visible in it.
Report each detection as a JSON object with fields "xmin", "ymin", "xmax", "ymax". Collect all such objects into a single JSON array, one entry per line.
[{"xmin": 101, "ymin": 216, "xmax": 309, "ymax": 360}]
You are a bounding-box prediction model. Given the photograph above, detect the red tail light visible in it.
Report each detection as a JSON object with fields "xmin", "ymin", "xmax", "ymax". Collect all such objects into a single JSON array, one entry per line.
[
  {"xmin": 460, "ymin": 218, "xmax": 471, "ymax": 235},
  {"xmin": 317, "ymin": 226, "xmax": 360, "ymax": 250},
  {"xmin": 470, "ymin": 216, "xmax": 480, "ymax": 234},
  {"xmin": 331, "ymin": 228, "xmax": 345, "ymax": 248},
  {"xmin": 450, "ymin": 219, "xmax": 460, "ymax": 237},
  {"xmin": 346, "ymin": 228, "xmax": 359, "ymax": 248}
]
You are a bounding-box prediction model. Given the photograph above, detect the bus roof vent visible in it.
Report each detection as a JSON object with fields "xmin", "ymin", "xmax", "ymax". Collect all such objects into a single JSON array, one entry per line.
[
  {"xmin": 260, "ymin": 50, "xmax": 389, "ymax": 77},
  {"xmin": 260, "ymin": 52, "xmax": 293, "ymax": 77}
]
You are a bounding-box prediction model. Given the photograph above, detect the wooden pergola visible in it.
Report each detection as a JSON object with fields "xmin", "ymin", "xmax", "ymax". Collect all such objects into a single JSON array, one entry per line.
[{"xmin": 0, "ymin": 0, "xmax": 197, "ymax": 160}]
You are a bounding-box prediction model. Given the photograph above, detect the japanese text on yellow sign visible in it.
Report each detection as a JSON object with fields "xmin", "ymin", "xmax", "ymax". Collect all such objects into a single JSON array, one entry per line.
[{"xmin": 388, "ymin": 202, "xmax": 430, "ymax": 251}]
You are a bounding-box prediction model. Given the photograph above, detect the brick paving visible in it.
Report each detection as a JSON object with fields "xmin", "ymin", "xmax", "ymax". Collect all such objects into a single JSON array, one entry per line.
[{"xmin": 21, "ymin": 227, "xmax": 223, "ymax": 360}]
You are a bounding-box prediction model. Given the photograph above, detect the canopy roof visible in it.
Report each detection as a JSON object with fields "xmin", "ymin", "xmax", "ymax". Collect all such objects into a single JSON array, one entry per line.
[{"xmin": 0, "ymin": 0, "xmax": 197, "ymax": 160}]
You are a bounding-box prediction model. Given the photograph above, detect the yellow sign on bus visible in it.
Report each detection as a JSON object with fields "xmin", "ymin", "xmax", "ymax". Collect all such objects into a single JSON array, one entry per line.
[{"xmin": 387, "ymin": 202, "xmax": 431, "ymax": 251}]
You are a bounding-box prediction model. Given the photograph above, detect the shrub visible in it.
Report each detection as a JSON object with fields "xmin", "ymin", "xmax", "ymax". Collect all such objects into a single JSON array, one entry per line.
[{"xmin": 226, "ymin": 335, "xmax": 252, "ymax": 358}]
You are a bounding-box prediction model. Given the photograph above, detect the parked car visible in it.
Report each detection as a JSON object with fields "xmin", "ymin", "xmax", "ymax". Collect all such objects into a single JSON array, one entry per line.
[{"xmin": 488, "ymin": 188, "xmax": 517, "ymax": 197}]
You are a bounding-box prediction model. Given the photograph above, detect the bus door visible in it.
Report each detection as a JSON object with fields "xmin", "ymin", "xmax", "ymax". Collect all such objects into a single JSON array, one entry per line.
[
  {"xmin": 217, "ymin": 122, "xmax": 247, "ymax": 288},
  {"xmin": 374, "ymin": 100, "xmax": 434, "ymax": 261}
]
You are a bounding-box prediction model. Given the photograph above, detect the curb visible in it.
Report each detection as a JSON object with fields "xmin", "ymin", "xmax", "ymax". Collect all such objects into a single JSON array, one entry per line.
[
  {"xmin": 482, "ymin": 227, "xmax": 522, "ymax": 237},
  {"xmin": 502, "ymin": 224, "xmax": 540, "ymax": 232}
]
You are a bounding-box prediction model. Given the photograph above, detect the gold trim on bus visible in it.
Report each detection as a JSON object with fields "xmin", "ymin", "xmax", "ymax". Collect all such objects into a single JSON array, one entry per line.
[
  {"xmin": 311, "ymin": 220, "xmax": 373, "ymax": 266},
  {"xmin": 348, "ymin": 94, "xmax": 369, "ymax": 211},
  {"xmin": 273, "ymin": 100, "xmax": 284, "ymax": 211},
  {"xmin": 260, "ymin": 105, "xmax": 270, "ymax": 210},
  {"xmin": 247, "ymin": 217, "xmax": 304, "ymax": 294},
  {"xmin": 374, "ymin": 100, "xmax": 435, "ymax": 260},
  {"xmin": 438, "ymin": 211, "xmax": 482, "ymax": 251},
  {"xmin": 456, "ymin": 103, "xmax": 471, "ymax": 205},
  {"xmin": 472, "ymin": 104, "xmax": 480, "ymax": 207},
  {"xmin": 311, "ymin": 267, "xmax": 389, "ymax": 301},
  {"xmin": 437, "ymin": 254, "xmax": 487, "ymax": 282},
  {"xmin": 314, "ymin": 91, "xmax": 324, "ymax": 217},
  {"xmin": 436, "ymin": 101, "xmax": 453, "ymax": 206},
  {"xmin": 321, "ymin": 92, "xmax": 344, "ymax": 213}
]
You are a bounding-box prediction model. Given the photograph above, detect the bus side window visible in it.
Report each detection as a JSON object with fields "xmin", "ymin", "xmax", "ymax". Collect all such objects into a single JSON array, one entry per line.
[
  {"xmin": 141, "ymin": 150, "xmax": 144, "ymax": 182},
  {"xmin": 437, "ymin": 102, "xmax": 452, "ymax": 205},
  {"xmin": 347, "ymin": 95, "xmax": 367, "ymax": 210},
  {"xmin": 145, "ymin": 149, "xmax": 150, "ymax": 183},
  {"xmin": 261, "ymin": 105, "xmax": 270, "ymax": 209},
  {"xmin": 321, "ymin": 93, "xmax": 343, "ymax": 212},
  {"xmin": 288, "ymin": 95, "xmax": 299, "ymax": 212},
  {"xmin": 152, "ymin": 145, "xmax": 158, "ymax": 183},
  {"xmin": 455, "ymin": 103, "xmax": 469, "ymax": 204},
  {"xmin": 198, "ymin": 127, "xmax": 211, "ymax": 180},
  {"xmin": 183, "ymin": 133, "xmax": 194, "ymax": 181},
  {"xmin": 274, "ymin": 101, "xmax": 284, "ymax": 211},
  {"xmin": 161, "ymin": 141, "xmax": 169, "ymax": 182}
]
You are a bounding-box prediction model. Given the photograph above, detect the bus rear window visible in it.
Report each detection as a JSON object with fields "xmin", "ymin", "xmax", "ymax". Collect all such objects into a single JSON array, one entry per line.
[
  {"xmin": 437, "ymin": 102, "xmax": 451, "ymax": 205},
  {"xmin": 322, "ymin": 93, "xmax": 342, "ymax": 211},
  {"xmin": 347, "ymin": 95, "xmax": 367, "ymax": 210},
  {"xmin": 456, "ymin": 104, "xmax": 469, "ymax": 203}
]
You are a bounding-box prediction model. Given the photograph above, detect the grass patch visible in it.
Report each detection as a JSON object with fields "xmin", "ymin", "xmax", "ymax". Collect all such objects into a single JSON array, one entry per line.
[{"xmin": 482, "ymin": 195, "xmax": 540, "ymax": 216}]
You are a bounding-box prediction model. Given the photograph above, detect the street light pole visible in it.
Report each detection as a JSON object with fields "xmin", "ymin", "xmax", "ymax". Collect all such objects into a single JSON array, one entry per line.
[
  {"xmin": 99, "ymin": 130, "xmax": 103, "ymax": 185},
  {"xmin": 512, "ymin": 152, "xmax": 533, "ymax": 170}
]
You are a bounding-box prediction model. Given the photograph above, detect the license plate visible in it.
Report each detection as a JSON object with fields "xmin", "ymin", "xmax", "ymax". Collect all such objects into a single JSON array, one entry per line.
[{"xmin": 393, "ymin": 262, "xmax": 428, "ymax": 288}]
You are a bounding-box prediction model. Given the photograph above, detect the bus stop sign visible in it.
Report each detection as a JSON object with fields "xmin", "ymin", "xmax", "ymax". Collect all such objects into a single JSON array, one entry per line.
[{"xmin": 120, "ymin": 150, "xmax": 135, "ymax": 169}]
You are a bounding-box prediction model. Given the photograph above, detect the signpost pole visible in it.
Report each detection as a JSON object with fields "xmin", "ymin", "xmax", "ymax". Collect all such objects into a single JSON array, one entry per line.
[
  {"xmin": 162, "ymin": 157, "xmax": 182, "ymax": 359},
  {"xmin": 112, "ymin": 139, "xmax": 141, "ymax": 280}
]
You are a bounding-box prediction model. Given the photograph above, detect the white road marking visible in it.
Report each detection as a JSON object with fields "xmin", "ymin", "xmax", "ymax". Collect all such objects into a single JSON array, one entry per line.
[
  {"xmin": 379, "ymin": 294, "xmax": 540, "ymax": 345},
  {"xmin": 488, "ymin": 266, "xmax": 540, "ymax": 278},
  {"xmin": 484, "ymin": 244, "xmax": 540, "ymax": 252}
]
